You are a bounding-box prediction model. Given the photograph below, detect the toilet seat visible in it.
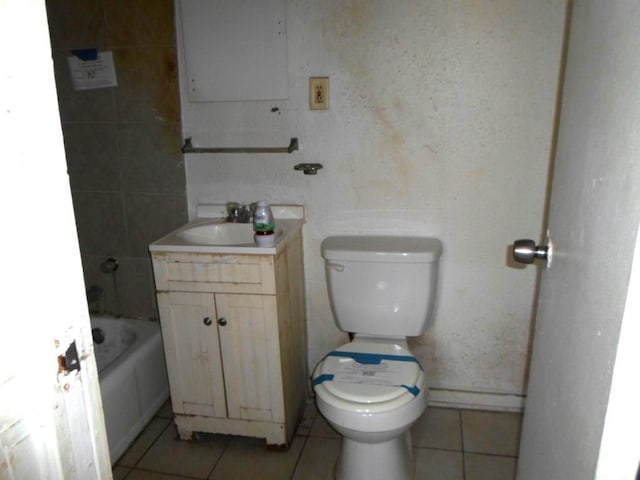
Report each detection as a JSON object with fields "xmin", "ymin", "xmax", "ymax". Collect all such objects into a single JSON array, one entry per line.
[{"xmin": 313, "ymin": 341, "xmax": 424, "ymax": 410}]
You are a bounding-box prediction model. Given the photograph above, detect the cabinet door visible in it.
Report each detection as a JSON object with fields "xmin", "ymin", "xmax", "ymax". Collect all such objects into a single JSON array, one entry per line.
[
  {"xmin": 215, "ymin": 293, "xmax": 282, "ymax": 422},
  {"xmin": 157, "ymin": 292, "xmax": 227, "ymax": 418}
]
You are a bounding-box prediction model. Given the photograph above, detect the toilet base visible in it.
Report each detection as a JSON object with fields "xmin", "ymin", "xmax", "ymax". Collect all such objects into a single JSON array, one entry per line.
[{"xmin": 336, "ymin": 431, "xmax": 414, "ymax": 480}]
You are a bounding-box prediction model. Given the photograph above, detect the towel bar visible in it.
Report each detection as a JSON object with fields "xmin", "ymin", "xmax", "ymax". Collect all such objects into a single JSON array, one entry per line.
[{"xmin": 181, "ymin": 137, "xmax": 298, "ymax": 154}]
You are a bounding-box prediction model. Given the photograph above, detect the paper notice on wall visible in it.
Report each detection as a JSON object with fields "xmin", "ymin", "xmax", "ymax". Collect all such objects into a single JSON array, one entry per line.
[
  {"xmin": 67, "ymin": 51, "xmax": 117, "ymax": 90},
  {"xmin": 332, "ymin": 359, "xmax": 403, "ymax": 386}
]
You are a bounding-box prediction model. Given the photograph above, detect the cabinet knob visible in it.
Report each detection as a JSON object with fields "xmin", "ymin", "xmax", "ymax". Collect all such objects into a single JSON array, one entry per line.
[
  {"xmin": 217, "ymin": 317, "xmax": 227, "ymax": 326},
  {"xmin": 203, "ymin": 317, "xmax": 213, "ymax": 326}
]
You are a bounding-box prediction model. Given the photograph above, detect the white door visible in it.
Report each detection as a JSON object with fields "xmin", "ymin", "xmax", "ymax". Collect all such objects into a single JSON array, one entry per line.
[
  {"xmin": 516, "ymin": 1, "xmax": 640, "ymax": 479},
  {"xmin": 0, "ymin": 1, "xmax": 111, "ymax": 478}
]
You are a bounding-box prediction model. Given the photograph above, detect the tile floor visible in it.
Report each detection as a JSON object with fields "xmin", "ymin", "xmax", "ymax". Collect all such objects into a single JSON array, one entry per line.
[{"xmin": 112, "ymin": 400, "xmax": 522, "ymax": 480}]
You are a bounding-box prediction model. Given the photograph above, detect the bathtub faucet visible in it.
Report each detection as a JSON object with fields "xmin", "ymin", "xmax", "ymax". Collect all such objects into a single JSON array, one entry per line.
[{"xmin": 226, "ymin": 202, "xmax": 256, "ymax": 223}]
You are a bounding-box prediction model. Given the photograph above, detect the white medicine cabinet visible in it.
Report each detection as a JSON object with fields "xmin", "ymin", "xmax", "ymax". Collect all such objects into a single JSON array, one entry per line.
[{"xmin": 179, "ymin": 0, "xmax": 289, "ymax": 102}]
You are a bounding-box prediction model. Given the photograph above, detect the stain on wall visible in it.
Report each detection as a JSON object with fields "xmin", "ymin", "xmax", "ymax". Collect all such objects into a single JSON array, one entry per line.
[{"xmin": 182, "ymin": 0, "xmax": 566, "ymax": 403}]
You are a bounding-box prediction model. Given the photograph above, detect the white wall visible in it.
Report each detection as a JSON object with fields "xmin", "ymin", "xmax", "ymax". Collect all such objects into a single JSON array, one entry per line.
[{"xmin": 178, "ymin": 0, "xmax": 566, "ymax": 406}]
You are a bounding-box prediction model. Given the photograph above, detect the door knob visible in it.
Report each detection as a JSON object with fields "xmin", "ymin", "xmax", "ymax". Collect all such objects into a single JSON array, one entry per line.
[
  {"xmin": 217, "ymin": 317, "xmax": 227, "ymax": 326},
  {"xmin": 512, "ymin": 239, "xmax": 550, "ymax": 264}
]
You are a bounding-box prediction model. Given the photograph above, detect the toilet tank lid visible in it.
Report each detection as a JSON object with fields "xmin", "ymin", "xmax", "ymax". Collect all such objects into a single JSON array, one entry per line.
[{"xmin": 321, "ymin": 236, "xmax": 442, "ymax": 263}]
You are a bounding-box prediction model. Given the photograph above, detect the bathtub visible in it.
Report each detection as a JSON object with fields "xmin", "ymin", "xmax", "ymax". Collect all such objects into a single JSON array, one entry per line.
[{"xmin": 91, "ymin": 314, "xmax": 169, "ymax": 464}]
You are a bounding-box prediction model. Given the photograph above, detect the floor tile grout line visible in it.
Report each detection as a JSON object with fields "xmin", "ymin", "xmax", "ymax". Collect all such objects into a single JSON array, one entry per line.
[
  {"xmin": 412, "ymin": 445, "xmax": 467, "ymax": 454},
  {"xmin": 289, "ymin": 433, "xmax": 312, "ymax": 480},
  {"xmin": 205, "ymin": 433, "xmax": 233, "ymax": 479},
  {"xmin": 290, "ymin": 408, "xmax": 325, "ymax": 480},
  {"xmin": 127, "ymin": 465, "xmax": 201, "ymax": 480},
  {"xmin": 459, "ymin": 409, "xmax": 467, "ymax": 480},
  {"xmin": 464, "ymin": 451, "xmax": 520, "ymax": 459},
  {"xmin": 119, "ymin": 413, "xmax": 173, "ymax": 478}
]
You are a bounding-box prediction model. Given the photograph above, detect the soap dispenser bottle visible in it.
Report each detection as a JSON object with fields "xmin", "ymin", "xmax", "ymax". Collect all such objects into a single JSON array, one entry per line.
[{"xmin": 253, "ymin": 201, "xmax": 275, "ymax": 246}]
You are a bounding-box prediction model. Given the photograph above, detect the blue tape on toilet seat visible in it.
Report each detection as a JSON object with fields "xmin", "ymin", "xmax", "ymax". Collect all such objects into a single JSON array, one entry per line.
[
  {"xmin": 312, "ymin": 351, "xmax": 422, "ymax": 396},
  {"xmin": 326, "ymin": 350, "xmax": 420, "ymax": 366},
  {"xmin": 312, "ymin": 374, "xmax": 335, "ymax": 386},
  {"xmin": 400, "ymin": 384, "xmax": 420, "ymax": 396},
  {"xmin": 312, "ymin": 374, "xmax": 421, "ymax": 396}
]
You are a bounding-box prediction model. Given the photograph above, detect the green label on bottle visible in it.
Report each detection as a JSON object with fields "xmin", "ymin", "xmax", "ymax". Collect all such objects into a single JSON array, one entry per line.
[{"xmin": 254, "ymin": 223, "xmax": 275, "ymax": 232}]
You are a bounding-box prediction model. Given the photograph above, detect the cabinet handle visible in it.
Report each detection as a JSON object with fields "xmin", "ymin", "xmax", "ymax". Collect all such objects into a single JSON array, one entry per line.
[
  {"xmin": 203, "ymin": 317, "xmax": 213, "ymax": 326},
  {"xmin": 217, "ymin": 317, "xmax": 227, "ymax": 326}
]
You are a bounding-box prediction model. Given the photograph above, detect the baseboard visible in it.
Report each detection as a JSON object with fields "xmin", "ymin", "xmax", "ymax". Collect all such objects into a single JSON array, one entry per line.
[{"xmin": 428, "ymin": 387, "xmax": 525, "ymax": 412}]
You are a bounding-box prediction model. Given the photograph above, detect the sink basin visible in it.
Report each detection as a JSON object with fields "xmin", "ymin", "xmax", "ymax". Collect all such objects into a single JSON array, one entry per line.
[
  {"xmin": 149, "ymin": 205, "xmax": 304, "ymax": 254},
  {"xmin": 178, "ymin": 222, "xmax": 255, "ymax": 245}
]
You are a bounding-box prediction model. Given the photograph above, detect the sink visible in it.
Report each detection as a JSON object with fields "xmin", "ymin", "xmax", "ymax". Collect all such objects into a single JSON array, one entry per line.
[
  {"xmin": 177, "ymin": 222, "xmax": 255, "ymax": 245},
  {"xmin": 149, "ymin": 204, "xmax": 304, "ymax": 254}
]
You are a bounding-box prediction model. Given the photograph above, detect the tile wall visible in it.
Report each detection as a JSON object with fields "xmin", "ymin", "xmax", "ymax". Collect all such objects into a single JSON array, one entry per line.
[{"xmin": 45, "ymin": 0, "xmax": 186, "ymax": 318}]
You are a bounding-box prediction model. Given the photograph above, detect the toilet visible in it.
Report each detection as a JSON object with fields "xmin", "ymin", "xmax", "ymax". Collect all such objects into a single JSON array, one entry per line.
[{"xmin": 312, "ymin": 235, "xmax": 442, "ymax": 480}]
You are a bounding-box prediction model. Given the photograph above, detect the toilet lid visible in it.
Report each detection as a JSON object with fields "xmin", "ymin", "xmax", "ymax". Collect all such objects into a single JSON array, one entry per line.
[{"xmin": 313, "ymin": 342, "xmax": 423, "ymax": 404}]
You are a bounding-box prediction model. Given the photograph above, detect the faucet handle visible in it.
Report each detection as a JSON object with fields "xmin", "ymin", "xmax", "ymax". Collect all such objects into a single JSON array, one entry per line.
[
  {"xmin": 226, "ymin": 202, "xmax": 240, "ymax": 222},
  {"xmin": 226, "ymin": 201, "xmax": 239, "ymax": 214},
  {"xmin": 225, "ymin": 202, "xmax": 254, "ymax": 222},
  {"xmin": 237, "ymin": 204, "xmax": 252, "ymax": 223}
]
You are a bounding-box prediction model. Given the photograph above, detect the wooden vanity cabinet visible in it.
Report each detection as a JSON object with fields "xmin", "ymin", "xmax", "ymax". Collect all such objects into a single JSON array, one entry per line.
[{"xmin": 151, "ymin": 229, "xmax": 306, "ymax": 446}]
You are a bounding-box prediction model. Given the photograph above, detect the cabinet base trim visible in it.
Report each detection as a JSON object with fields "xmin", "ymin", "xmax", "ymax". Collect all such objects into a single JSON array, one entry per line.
[{"xmin": 174, "ymin": 415, "xmax": 288, "ymax": 446}]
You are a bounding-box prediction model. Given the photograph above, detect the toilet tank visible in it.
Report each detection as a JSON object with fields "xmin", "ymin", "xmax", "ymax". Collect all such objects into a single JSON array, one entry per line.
[{"xmin": 321, "ymin": 236, "xmax": 442, "ymax": 337}]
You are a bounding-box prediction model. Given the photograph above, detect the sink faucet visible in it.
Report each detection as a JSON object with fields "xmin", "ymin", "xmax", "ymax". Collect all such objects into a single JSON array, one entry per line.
[{"xmin": 226, "ymin": 202, "xmax": 256, "ymax": 223}]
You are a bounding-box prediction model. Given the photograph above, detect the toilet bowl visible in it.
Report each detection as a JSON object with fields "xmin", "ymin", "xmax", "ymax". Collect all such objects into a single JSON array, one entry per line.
[
  {"xmin": 315, "ymin": 235, "xmax": 442, "ymax": 480},
  {"xmin": 313, "ymin": 338, "xmax": 427, "ymax": 480}
]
